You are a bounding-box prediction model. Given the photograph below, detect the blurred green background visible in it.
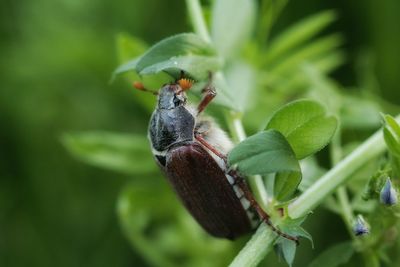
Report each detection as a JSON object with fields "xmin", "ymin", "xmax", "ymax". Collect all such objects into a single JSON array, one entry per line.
[{"xmin": 1, "ymin": 0, "xmax": 400, "ymax": 266}]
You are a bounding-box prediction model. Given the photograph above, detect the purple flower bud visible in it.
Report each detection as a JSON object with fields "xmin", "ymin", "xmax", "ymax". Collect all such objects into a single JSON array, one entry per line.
[
  {"xmin": 380, "ymin": 177, "xmax": 398, "ymax": 206},
  {"xmin": 352, "ymin": 215, "xmax": 369, "ymax": 236}
]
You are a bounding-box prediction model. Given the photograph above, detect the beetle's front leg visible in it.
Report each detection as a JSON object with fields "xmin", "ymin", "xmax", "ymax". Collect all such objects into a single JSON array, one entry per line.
[
  {"xmin": 197, "ymin": 86, "xmax": 216, "ymax": 114},
  {"xmin": 197, "ymin": 73, "xmax": 216, "ymax": 115}
]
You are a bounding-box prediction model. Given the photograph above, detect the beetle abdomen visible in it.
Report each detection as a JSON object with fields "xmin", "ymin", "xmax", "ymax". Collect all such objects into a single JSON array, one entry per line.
[{"xmin": 165, "ymin": 142, "xmax": 253, "ymax": 239}]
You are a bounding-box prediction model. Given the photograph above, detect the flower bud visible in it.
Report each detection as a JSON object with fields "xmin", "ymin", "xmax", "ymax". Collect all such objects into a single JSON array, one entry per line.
[
  {"xmin": 380, "ymin": 177, "xmax": 398, "ymax": 206},
  {"xmin": 352, "ymin": 215, "xmax": 369, "ymax": 236}
]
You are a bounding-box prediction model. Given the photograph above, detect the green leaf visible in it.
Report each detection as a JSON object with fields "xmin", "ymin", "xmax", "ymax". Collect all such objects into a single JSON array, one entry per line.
[
  {"xmin": 118, "ymin": 182, "xmax": 179, "ymax": 267},
  {"xmin": 113, "ymin": 58, "xmax": 140, "ymax": 77},
  {"xmin": 268, "ymin": 34, "xmax": 343, "ymax": 75},
  {"xmin": 383, "ymin": 115, "xmax": 400, "ymax": 137},
  {"xmin": 279, "ymin": 216, "xmax": 313, "ymax": 246},
  {"xmin": 211, "ymin": 0, "xmax": 256, "ymax": 59},
  {"xmin": 228, "ymin": 130, "xmax": 302, "ymax": 200},
  {"xmin": 62, "ymin": 131, "xmax": 156, "ymax": 175},
  {"xmin": 274, "ymin": 171, "xmax": 302, "ymax": 201},
  {"xmin": 383, "ymin": 128, "xmax": 400, "ymax": 157},
  {"xmin": 228, "ymin": 130, "xmax": 300, "ymax": 175},
  {"xmin": 341, "ymin": 95, "xmax": 381, "ymax": 129},
  {"xmin": 113, "ymin": 33, "xmax": 218, "ymax": 80},
  {"xmin": 281, "ymin": 238, "xmax": 296, "ymax": 267},
  {"xmin": 136, "ymin": 33, "xmax": 215, "ymax": 71},
  {"xmin": 116, "ymin": 33, "xmax": 148, "ymax": 63},
  {"xmin": 383, "ymin": 114, "xmax": 400, "ymax": 157},
  {"xmin": 308, "ymin": 242, "xmax": 354, "ymax": 267},
  {"xmin": 275, "ymin": 216, "xmax": 313, "ymax": 266},
  {"xmin": 256, "ymin": 0, "xmax": 288, "ymax": 43},
  {"xmin": 266, "ymin": 99, "xmax": 338, "ymax": 159},
  {"xmin": 139, "ymin": 55, "xmax": 223, "ymax": 80},
  {"xmin": 111, "ymin": 33, "xmax": 148, "ymax": 81},
  {"xmin": 136, "ymin": 33, "xmax": 215, "ymax": 68},
  {"xmin": 264, "ymin": 10, "xmax": 337, "ymax": 64}
]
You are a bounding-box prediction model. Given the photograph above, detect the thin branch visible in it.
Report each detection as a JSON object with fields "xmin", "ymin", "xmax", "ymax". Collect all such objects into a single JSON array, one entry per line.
[{"xmin": 185, "ymin": 0, "xmax": 211, "ymax": 43}]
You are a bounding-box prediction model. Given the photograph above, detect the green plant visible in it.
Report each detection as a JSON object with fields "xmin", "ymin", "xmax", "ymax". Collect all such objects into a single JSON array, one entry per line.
[{"xmin": 63, "ymin": 0, "xmax": 400, "ymax": 266}]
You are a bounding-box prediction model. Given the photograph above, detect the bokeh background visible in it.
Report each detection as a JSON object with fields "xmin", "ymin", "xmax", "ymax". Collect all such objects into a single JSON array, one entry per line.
[{"xmin": 1, "ymin": 0, "xmax": 400, "ymax": 266}]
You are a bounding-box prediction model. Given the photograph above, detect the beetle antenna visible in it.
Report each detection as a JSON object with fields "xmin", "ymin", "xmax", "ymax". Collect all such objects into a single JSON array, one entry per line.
[{"xmin": 133, "ymin": 81, "xmax": 158, "ymax": 96}]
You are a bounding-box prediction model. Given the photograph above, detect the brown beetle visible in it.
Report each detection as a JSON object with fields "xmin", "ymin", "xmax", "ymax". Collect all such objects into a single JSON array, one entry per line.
[{"xmin": 135, "ymin": 75, "xmax": 298, "ymax": 243}]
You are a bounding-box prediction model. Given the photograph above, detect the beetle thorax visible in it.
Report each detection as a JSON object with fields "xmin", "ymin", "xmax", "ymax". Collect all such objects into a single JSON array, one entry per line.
[{"xmin": 148, "ymin": 84, "xmax": 196, "ymax": 155}]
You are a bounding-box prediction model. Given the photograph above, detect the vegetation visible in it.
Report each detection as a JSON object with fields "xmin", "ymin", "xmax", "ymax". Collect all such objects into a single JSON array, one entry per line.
[{"xmin": 2, "ymin": 0, "xmax": 400, "ymax": 266}]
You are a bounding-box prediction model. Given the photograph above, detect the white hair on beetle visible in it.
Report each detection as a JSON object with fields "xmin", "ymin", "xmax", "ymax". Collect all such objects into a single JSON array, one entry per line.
[
  {"xmin": 196, "ymin": 116, "xmax": 234, "ymax": 153},
  {"xmin": 194, "ymin": 114, "xmax": 234, "ymax": 171}
]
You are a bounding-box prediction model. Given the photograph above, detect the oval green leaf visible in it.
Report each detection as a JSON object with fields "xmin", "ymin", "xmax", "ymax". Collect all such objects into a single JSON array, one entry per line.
[
  {"xmin": 266, "ymin": 99, "xmax": 337, "ymax": 159},
  {"xmin": 139, "ymin": 55, "xmax": 223, "ymax": 80},
  {"xmin": 113, "ymin": 33, "xmax": 218, "ymax": 79},
  {"xmin": 228, "ymin": 130, "xmax": 300, "ymax": 175},
  {"xmin": 136, "ymin": 33, "xmax": 216, "ymax": 72},
  {"xmin": 62, "ymin": 131, "xmax": 156, "ymax": 175}
]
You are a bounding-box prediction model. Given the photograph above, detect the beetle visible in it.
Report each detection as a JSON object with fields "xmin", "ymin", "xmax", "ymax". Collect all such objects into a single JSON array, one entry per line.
[{"xmin": 133, "ymin": 75, "xmax": 298, "ymax": 243}]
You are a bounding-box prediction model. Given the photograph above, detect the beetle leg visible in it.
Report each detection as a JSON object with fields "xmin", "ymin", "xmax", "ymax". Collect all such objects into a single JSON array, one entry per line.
[
  {"xmin": 194, "ymin": 133, "xmax": 227, "ymax": 161},
  {"xmin": 194, "ymin": 132, "xmax": 299, "ymax": 244},
  {"xmin": 197, "ymin": 72, "xmax": 216, "ymax": 114},
  {"xmin": 228, "ymin": 169, "xmax": 300, "ymax": 245},
  {"xmin": 197, "ymin": 87, "xmax": 216, "ymax": 114}
]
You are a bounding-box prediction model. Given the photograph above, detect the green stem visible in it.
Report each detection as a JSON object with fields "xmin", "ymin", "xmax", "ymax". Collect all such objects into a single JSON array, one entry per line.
[
  {"xmin": 336, "ymin": 186, "xmax": 355, "ymax": 233},
  {"xmin": 226, "ymin": 111, "xmax": 246, "ymax": 142},
  {"xmin": 331, "ymin": 124, "xmax": 356, "ymax": 235},
  {"xmin": 229, "ymin": 225, "xmax": 277, "ymax": 267},
  {"xmin": 185, "ymin": 0, "xmax": 211, "ymax": 43},
  {"xmin": 226, "ymin": 111, "xmax": 269, "ymax": 206},
  {"xmin": 230, "ymin": 114, "xmax": 400, "ymax": 267},
  {"xmin": 288, "ymin": 127, "xmax": 386, "ymax": 218}
]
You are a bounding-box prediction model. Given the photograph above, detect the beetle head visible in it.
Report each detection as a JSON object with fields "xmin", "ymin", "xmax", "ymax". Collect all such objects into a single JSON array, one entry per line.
[
  {"xmin": 157, "ymin": 83, "xmax": 188, "ymax": 110},
  {"xmin": 133, "ymin": 77, "xmax": 193, "ymax": 110}
]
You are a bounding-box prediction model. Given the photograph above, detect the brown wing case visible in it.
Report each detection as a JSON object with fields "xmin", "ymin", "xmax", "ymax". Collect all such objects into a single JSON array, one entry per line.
[{"xmin": 165, "ymin": 142, "xmax": 252, "ymax": 239}]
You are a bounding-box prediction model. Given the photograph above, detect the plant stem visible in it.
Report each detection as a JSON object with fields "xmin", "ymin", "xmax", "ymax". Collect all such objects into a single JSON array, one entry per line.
[
  {"xmin": 230, "ymin": 114, "xmax": 400, "ymax": 267},
  {"xmin": 331, "ymin": 124, "xmax": 356, "ymax": 235},
  {"xmin": 226, "ymin": 111, "xmax": 269, "ymax": 206},
  {"xmin": 229, "ymin": 224, "xmax": 277, "ymax": 267},
  {"xmin": 336, "ymin": 186, "xmax": 355, "ymax": 233},
  {"xmin": 228, "ymin": 111, "xmax": 246, "ymax": 142},
  {"xmin": 288, "ymin": 128, "xmax": 386, "ymax": 218},
  {"xmin": 185, "ymin": 0, "xmax": 211, "ymax": 43}
]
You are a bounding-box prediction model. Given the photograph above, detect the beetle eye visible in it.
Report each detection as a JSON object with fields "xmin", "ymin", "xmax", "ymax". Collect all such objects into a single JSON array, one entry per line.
[{"xmin": 173, "ymin": 94, "xmax": 185, "ymax": 107}]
